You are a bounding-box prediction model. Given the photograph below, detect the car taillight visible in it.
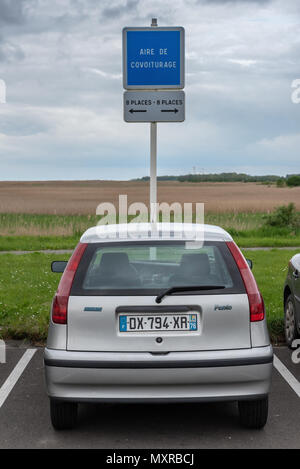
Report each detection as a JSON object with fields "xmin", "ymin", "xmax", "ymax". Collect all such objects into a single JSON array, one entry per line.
[
  {"xmin": 226, "ymin": 241, "xmax": 265, "ymax": 322},
  {"xmin": 52, "ymin": 242, "xmax": 88, "ymax": 324}
]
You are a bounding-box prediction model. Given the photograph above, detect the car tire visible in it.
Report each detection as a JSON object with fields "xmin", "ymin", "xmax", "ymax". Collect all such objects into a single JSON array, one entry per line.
[
  {"xmin": 238, "ymin": 396, "xmax": 268, "ymax": 429},
  {"xmin": 50, "ymin": 399, "xmax": 78, "ymax": 430},
  {"xmin": 284, "ymin": 294, "xmax": 300, "ymax": 348}
]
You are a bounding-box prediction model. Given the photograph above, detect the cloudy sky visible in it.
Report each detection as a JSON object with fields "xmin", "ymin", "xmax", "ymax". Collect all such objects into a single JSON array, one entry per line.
[{"xmin": 0, "ymin": 0, "xmax": 299, "ymax": 180}]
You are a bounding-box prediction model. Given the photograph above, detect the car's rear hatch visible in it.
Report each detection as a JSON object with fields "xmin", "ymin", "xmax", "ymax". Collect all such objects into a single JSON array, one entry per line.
[
  {"xmin": 67, "ymin": 294, "xmax": 250, "ymax": 352},
  {"xmin": 66, "ymin": 240, "xmax": 251, "ymax": 352}
]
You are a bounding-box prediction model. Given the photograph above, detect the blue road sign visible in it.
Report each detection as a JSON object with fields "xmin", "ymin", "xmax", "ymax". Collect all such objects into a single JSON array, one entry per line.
[{"xmin": 123, "ymin": 27, "xmax": 185, "ymax": 90}]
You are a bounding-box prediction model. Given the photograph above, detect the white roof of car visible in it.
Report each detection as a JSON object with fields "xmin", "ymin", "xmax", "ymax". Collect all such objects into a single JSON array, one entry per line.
[{"xmin": 80, "ymin": 223, "xmax": 233, "ymax": 243}]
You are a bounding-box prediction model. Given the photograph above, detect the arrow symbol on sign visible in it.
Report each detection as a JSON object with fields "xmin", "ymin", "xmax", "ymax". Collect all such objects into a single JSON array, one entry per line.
[
  {"xmin": 161, "ymin": 109, "xmax": 179, "ymax": 114},
  {"xmin": 129, "ymin": 109, "xmax": 147, "ymax": 114}
]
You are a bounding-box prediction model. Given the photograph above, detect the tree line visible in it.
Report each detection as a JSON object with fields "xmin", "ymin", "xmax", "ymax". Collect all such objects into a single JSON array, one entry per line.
[{"xmin": 134, "ymin": 173, "xmax": 300, "ymax": 186}]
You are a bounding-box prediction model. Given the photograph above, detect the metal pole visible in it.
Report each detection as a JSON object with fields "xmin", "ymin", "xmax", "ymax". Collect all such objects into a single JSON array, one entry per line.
[
  {"xmin": 150, "ymin": 122, "xmax": 157, "ymax": 223},
  {"xmin": 150, "ymin": 18, "xmax": 158, "ymax": 224}
]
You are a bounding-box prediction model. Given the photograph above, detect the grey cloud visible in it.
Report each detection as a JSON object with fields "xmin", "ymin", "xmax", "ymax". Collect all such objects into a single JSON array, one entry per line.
[
  {"xmin": 0, "ymin": 112, "xmax": 49, "ymax": 136},
  {"xmin": 0, "ymin": 0, "xmax": 91, "ymax": 36},
  {"xmin": 0, "ymin": 39, "xmax": 25, "ymax": 62},
  {"xmin": 0, "ymin": 0, "xmax": 299, "ymax": 180},
  {"xmin": 200, "ymin": 0, "xmax": 271, "ymax": 3},
  {"xmin": 0, "ymin": 0, "xmax": 27, "ymax": 25},
  {"xmin": 102, "ymin": 0, "xmax": 139, "ymax": 20}
]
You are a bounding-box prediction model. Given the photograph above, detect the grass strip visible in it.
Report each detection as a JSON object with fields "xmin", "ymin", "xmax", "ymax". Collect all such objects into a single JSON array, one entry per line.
[{"xmin": 0, "ymin": 249, "xmax": 297, "ymax": 344}]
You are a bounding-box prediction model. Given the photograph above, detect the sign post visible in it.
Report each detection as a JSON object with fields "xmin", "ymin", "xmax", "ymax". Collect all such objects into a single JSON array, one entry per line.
[
  {"xmin": 150, "ymin": 19, "xmax": 157, "ymax": 224},
  {"xmin": 150, "ymin": 121, "xmax": 157, "ymax": 223},
  {"xmin": 122, "ymin": 18, "xmax": 185, "ymax": 223}
]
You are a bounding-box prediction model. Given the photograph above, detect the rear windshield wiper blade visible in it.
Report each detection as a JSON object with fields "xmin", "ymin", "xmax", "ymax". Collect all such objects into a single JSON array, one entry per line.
[{"xmin": 155, "ymin": 285, "xmax": 226, "ymax": 304}]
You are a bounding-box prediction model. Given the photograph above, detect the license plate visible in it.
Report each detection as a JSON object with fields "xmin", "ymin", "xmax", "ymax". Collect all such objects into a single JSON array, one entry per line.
[{"xmin": 119, "ymin": 313, "xmax": 198, "ymax": 333}]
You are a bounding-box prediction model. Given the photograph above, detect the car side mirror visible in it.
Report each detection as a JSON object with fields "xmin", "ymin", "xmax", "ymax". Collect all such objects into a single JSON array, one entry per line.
[
  {"xmin": 246, "ymin": 259, "xmax": 253, "ymax": 270},
  {"xmin": 51, "ymin": 261, "xmax": 68, "ymax": 273}
]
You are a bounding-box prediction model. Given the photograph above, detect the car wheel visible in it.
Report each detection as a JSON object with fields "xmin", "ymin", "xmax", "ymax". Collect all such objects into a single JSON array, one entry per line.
[
  {"xmin": 238, "ymin": 396, "xmax": 268, "ymax": 429},
  {"xmin": 284, "ymin": 294, "xmax": 299, "ymax": 348},
  {"xmin": 50, "ymin": 399, "xmax": 78, "ymax": 430}
]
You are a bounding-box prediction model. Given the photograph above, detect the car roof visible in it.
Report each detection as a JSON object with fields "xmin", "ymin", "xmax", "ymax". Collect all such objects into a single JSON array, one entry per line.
[{"xmin": 80, "ymin": 223, "xmax": 233, "ymax": 243}]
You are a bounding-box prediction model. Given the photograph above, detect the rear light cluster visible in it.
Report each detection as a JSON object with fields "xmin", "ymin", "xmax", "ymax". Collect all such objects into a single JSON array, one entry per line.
[
  {"xmin": 226, "ymin": 241, "xmax": 265, "ymax": 322},
  {"xmin": 52, "ymin": 243, "xmax": 88, "ymax": 324}
]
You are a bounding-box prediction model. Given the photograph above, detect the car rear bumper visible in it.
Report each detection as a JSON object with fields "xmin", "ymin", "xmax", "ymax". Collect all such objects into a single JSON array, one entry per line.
[{"xmin": 44, "ymin": 346, "xmax": 273, "ymax": 402}]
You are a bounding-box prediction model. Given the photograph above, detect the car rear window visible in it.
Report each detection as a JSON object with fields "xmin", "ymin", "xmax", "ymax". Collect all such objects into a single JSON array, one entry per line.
[{"xmin": 71, "ymin": 241, "xmax": 245, "ymax": 296}]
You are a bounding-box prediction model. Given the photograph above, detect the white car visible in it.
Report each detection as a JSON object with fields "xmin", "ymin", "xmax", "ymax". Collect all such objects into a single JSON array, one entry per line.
[{"xmin": 44, "ymin": 223, "xmax": 273, "ymax": 430}]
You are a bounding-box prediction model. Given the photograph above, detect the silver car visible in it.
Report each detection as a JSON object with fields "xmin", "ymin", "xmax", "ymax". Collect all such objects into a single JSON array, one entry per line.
[
  {"xmin": 44, "ymin": 223, "xmax": 273, "ymax": 430},
  {"xmin": 284, "ymin": 253, "xmax": 300, "ymax": 347}
]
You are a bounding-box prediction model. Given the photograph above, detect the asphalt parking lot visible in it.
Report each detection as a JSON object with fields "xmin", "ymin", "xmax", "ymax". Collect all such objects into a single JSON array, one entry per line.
[{"xmin": 0, "ymin": 342, "xmax": 299, "ymax": 449}]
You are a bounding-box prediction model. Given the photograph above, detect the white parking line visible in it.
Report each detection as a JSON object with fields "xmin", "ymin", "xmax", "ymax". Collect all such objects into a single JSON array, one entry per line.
[
  {"xmin": 273, "ymin": 354, "xmax": 300, "ymax": 398},
  {"xmin": 0, "ymin": 349, "xmax": 37, "ymax": 408}
]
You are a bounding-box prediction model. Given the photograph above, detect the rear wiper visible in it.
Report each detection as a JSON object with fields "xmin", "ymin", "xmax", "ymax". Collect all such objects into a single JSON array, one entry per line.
[{"xmin": 155, "ymin": 285, "xmax": 226, "ymax": 304}]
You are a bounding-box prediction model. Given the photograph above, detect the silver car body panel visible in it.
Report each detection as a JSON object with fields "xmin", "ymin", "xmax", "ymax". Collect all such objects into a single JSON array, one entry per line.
[
  {"xmin": 47, "ymin": 321, "xmax": 67, "ymax": 350},
  {"xmin": 284, "ymin": 253, "xmax": 300, "ymax": 330},
  {"xmin": 44, "ymin": 346, "xmax": 273, "ymax": 402},
  {"xmin": 250, "ymin": 319, "xmax": 270, "ymax": 348},
  {"xmin": 80, "ymin": 223, "xmax": 233, "ymax": 244},
  {"xmin": 290, "ymin": 254, "xmax": 300, "ymax": 317}
]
